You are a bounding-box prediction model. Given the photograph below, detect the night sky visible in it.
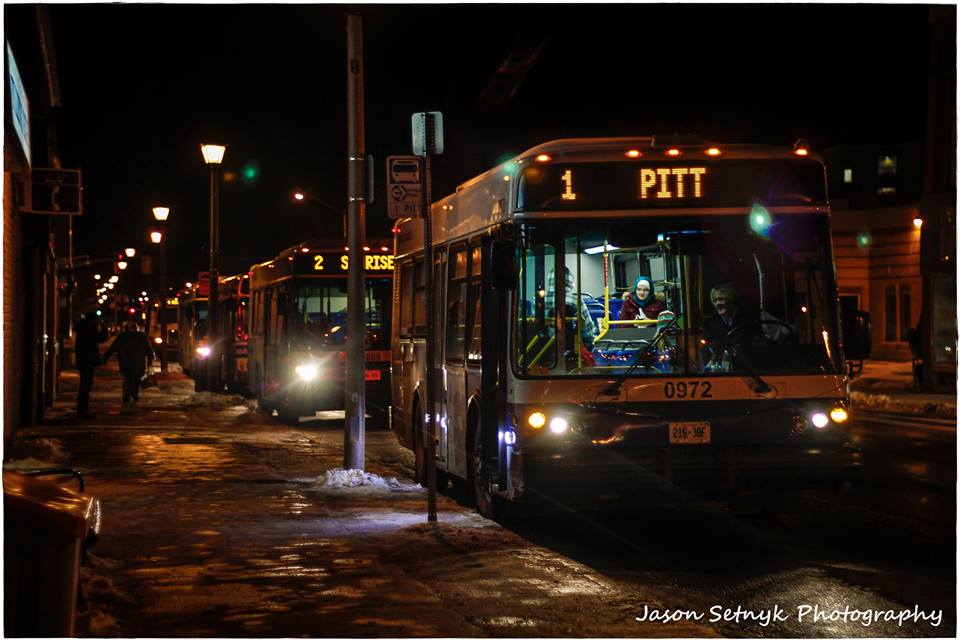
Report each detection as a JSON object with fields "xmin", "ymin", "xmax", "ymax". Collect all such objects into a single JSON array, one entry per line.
[{"xmin": 4, "ymin": 3, "xmax": 939, "ymax": 286}]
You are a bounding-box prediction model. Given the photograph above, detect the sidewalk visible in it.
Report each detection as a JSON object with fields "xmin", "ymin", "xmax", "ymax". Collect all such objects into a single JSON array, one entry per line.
[
  {"xmin": 5, "ymin": 363, "xmax": 718, "ymax": 638},
  {"xmin": 849, "ymin": 360, "xmax": 956, "ymax": 419}
]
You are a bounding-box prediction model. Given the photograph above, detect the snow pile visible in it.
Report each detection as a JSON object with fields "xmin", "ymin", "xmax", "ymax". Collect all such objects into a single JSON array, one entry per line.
[
  {"xmin": 179, "ymin": 391, "xmax": 247, "ymax": 407},
  {"xmin": 319, "ymin": 468, "xmax": 419, "ymax": 492},
  {"xmin": 851, "ymin": 391, "xmax": 956, "ymax": 418},
  {"xmin": 3, "ymin": 457, "xmax": 65, "ymax": 471}
]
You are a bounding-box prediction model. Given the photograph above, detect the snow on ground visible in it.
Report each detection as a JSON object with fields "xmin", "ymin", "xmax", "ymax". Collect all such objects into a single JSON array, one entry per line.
[
  {"xmin": 3, "ymin": 437, "xmax": 69, "ymax": 467},
  {"xmin": 850, "ymin": 391, "xmax": 956, "ymax": 418},
  {"xmin": 320, "ymin": 467, "xmax": 420, "ymax": 492},
  {"xmin": 179, "ymin": 391, "xmax": 248, "ymax": 407}
]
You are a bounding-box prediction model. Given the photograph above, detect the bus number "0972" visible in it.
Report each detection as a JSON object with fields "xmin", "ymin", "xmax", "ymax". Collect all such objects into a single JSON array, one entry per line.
[{"xmin": 664, "ymin": 381, "xmax": 713, "ymax": 399}]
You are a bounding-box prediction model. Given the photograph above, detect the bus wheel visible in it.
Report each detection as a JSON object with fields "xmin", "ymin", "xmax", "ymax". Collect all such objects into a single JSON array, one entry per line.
[{"xmin": 470, "ymin": 424, "xmax": 495, "ymax": 519}]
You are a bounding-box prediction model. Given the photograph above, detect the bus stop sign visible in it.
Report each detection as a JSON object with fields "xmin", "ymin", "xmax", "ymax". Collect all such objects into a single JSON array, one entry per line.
[{"xmin": 386, "ymin": 155, "xmax": 424, "ymax": 219}]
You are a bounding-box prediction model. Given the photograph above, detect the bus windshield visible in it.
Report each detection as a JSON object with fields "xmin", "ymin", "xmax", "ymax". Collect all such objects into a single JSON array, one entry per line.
[
  {"xmin": 514, "ymin": 212, "xmax": 841, "ymax": 378},
  {"xmin": 293, "ymin": 277, "xmax": 391, "ymax": 349}
]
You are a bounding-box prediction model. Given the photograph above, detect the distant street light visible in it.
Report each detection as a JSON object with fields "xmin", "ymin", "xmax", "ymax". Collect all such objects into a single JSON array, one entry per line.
[
  {"xmin": 202, "ymin": 143, "xmax": 227, "ymax": 392},
  {"xmin": 124, "ymin": 247, "xmax": 136, "ymax": 258},
  {"xmin": 117, "ymin": 261, "xmax": 128, "ymax": 270},
  {"xmin": 94, "ymin": 273, "xmax": 101, "ymax": 280},
  {"xmin": 151, "ymin": 205, "xmax": 171, "ymax": 372}
]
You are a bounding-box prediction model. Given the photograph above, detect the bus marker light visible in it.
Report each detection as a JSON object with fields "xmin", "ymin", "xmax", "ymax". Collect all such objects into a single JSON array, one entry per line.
[
  {"xmin": 810, "ymin": 411, "xmax": 829, "ymax": 429},
  {"xmin": 625, "ymin": 149, "xmax": 642, "ymax": 158},
  {"xmin": 794, "ymin": 148, "xmax": 809, "ymax": 156},
  {"xmin": 830, "ymin": 408, "xmax": 848, "ymax": 423},
  {"xmin": 534, "ymin": 154, "xmax": 551, "ymax": 163},
  {"xmin": 154, "ymin": 337, "xmax": 163, "ymax": 345},
  {"xmin": 666, "ymin": 148, "xmax": 681, "ymax": 157},
  {"xmin": 549, "ymin": 417, "xmax": 568, "ymax": 434},
  {"xmin": 528, "ymin": 411, "xmax": 546, "ymax": 429},
  {"xmin": 705, "ymin": 147, "xmax": 721, "ymax": 156}
]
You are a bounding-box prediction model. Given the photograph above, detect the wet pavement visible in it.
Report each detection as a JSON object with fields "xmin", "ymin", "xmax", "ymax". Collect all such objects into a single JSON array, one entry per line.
[{"xmin": 9, "ymin": 363, "xmax": 717, "ymax": 638}]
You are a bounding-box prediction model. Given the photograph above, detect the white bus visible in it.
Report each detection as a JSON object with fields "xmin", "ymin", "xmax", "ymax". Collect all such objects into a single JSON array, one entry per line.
[{"xmin": 391, "ymin": 136, "xmax": 868, "ymax": 517}]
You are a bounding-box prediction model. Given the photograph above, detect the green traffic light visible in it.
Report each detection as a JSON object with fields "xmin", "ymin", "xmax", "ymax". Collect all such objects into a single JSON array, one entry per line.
[{"xmin": 241, "ymin": 162, "xmax": 260, "ymax": 183}]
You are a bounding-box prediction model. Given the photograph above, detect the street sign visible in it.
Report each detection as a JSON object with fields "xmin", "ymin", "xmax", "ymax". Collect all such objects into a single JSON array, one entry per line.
[
  {"xmin": 411, "ymin": 111, "xmax": 444, "ymax": 156},
  {"xmin": 27, "ymin": 168, "xmax": 83, "ymax": 215},
  {"xmin": 386, "ymin": 155, "xmax": 424, "ymax": 219}
]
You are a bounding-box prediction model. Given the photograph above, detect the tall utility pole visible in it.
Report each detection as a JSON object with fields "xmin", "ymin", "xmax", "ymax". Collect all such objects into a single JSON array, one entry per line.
[{"xmin": 344, "ymin": 13, "xmax": 367, "ymax": 470}]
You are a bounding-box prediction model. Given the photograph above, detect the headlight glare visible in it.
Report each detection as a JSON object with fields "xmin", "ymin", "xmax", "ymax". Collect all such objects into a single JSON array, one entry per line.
[
  {"xmin": 549, "ymin": 417, "xmax": 569, "ymax": 434},
  {"xmin": 295, "ymin": 363, "xmax": 319, "ymax": 382},
  {"xmin": 810, "ymin": 411, "xmax": 829, "ymax": 429},
  {"xmin": 196, "ymin": 346, "xmax": 211, "ymax": 358}
]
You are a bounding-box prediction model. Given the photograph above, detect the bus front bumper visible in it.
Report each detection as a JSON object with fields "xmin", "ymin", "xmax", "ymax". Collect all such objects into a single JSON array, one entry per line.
[{"xmin": 513, "ymin": 443, "xmax": 862, "ymax": 505}]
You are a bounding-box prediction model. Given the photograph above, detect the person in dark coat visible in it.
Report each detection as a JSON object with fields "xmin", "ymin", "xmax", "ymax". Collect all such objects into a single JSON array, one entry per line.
[
  {"xmin": 74, "ymin": 308, "xmax": 107, "ymax": 417},
  {"xmin": 619, "ymin": 275, "xmax": 667, "ymax": 321},
  {"xmin": 104, "ymin": 321, "xmax": 155, "ymax": 403},
  {"xmin": 701, "ymin": 282, "xmax": 762, "ymax": 366}
]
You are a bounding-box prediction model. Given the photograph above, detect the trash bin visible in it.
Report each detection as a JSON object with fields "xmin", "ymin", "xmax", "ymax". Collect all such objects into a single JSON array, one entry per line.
[{"xmin": 3, "ymin": 469, "xmax": 98, "ymax": 637}]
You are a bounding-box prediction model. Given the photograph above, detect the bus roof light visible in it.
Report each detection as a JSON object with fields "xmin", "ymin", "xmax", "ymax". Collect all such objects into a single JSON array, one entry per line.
[
  {"xmin": 625, "ymin": 149, "xmax": 642, "ymax": 158},
  {"xmin": 705, "ymin": 147, "xmax": 722, "ymax": 156},
  {"xmin": 666, "ymin": 148, "xmax": 681, "ymax": 157},
  {"xmin": 534, "ymin": 154, "xmax": 552, "ymax": 163},
  {"xmin": 793, "ymin": 138, "xmax": 810, "ymax": 156}
]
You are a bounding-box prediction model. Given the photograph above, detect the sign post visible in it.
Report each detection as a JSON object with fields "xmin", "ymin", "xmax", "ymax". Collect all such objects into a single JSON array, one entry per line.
[{"xmin": 413, "ymin": 111, "xmax": 443, "ymax": 522}]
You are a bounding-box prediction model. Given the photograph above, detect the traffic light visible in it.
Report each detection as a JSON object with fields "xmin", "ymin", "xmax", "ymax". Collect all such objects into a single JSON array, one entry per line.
[{"xmin": 241, "ymin": 161, "xmax": 260, "ymax": 184}]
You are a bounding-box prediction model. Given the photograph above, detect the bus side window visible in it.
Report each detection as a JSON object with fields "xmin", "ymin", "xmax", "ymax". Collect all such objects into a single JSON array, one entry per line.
[
  {"xmin": 414, "ymin": 258, "xmax": 425, "ymax": 337},
  {"xmin": 466, "ymin": 243, "xmax": 482, "ymax": 364},
  {"xmin": 399, "ymin": 261, "xmax": 413, "ymax": 338},
  {"xmin": 445, "ymin": 245, "xmax": 467, "ymax": 364}
]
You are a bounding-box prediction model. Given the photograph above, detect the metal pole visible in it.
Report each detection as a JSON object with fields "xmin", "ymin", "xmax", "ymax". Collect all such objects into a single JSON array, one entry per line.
[
  {"xmin": 159, "ymin": 238, "xmax": 168, "ymax": 372},
  {"xmin": 423, "ymin": 116, "xmax": 437, "ymax": 522},
  {"xmin": 344, "ymin": 13, "xmax": 366, "ymax": 470},
  {"xmin": 207, "ymin": 165, "xmax": 221, "ymax": 392}
]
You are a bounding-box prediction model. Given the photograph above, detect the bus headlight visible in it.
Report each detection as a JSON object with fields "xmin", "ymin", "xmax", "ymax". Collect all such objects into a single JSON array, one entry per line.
[
  {"xmin": 830, "ymin": 407, "xmax": 849, "ymax": 423},
  {"xmin": 295, "ymin": 363, "xmax": 319, "ymax": 382},
  {"xmin": 810, "ymin": 411, "xmax": 829, "ymax": 429},
  {"xmin": 527, "ymin": 411, "xmax": 546, "ymax": 429},
  {"xmin": 549, "ymin": 417, "xmax": 569, "ymax": 434},
  {"xmin": 196, "ymin": 345, "xmax": 211, "ymax": 358}
]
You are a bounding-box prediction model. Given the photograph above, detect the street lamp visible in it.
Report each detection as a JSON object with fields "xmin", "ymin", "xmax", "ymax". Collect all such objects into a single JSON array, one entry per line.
[
  {"xmin": 124, "ymin": 247, "xmax": 136, "ymax": 258},
  {"xmin": 151, "ymin": 205, "xmax": 171, "ymax": 372},
  {"xmin": 201, "ymin": 143, "xmax": 227, "ymax": 392},
  {"xmin": 117, "ymin": 260, "xmax": 128, "ymax": 271}
]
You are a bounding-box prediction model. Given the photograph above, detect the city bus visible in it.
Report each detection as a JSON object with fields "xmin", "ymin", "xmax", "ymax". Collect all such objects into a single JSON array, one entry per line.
[
  {"xmin": 177, "ymin": 277, "xmax": 210, "ymax": 384},
  {"xmin": 391, "ymin": 136, "xmax": 869, "ymax": 517},
  {"xmin": 212, "ymin": 272, "xmax": 251, "ymax": 394},
  {"xmin": 248, "ymin": 240, "xmax": 394, "ymax": 422}
]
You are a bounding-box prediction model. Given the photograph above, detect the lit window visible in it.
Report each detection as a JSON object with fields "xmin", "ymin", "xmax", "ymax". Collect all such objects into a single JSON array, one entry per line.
[{"xmin": 843, "ymin": 169, "xmax": 853, "ymax": 183}]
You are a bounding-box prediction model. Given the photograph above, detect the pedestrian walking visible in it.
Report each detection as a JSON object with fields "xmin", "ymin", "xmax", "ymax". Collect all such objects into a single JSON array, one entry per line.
[
  {"xmin": 103, "ymin": 321, "xmax": 156, "ymax": 403},
  {"xmin": 74, "ymin": 307, "xmax": 107, "ymax": 418}
]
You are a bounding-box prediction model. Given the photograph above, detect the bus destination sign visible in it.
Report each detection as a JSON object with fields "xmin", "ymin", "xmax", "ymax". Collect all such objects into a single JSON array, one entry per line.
[
  {"xmin": 517, "ymin": 159, "xmax": 826, "ymax": 211},
  {"xmin": 295, "ymin": 252, "xmax": 395, "ymax": 274}
]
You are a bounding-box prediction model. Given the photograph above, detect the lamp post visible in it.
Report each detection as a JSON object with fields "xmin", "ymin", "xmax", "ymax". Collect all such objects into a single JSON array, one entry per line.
[
  {"xmin": 201, "ymin": 143, "xmax": 226, "ymax": 392},
  {"xmin": 151, "ymin": 206, "xmax": 170, "ymax": 372}
]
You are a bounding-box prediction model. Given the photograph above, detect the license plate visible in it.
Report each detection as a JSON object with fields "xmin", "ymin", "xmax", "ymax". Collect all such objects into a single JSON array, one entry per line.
[
  {"xmin": 668, "ymin": 421, "xmax": 711, "ymax": 444},
  {"xmin": 364, "ymin": 369, "xmax": 382, "ymax": 381}
]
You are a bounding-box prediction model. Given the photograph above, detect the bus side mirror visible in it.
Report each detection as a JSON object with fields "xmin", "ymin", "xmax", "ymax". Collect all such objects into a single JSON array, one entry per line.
[
  {"xmin": 490, "ymin": 240, "xmax": 517, "ymax": 290},
  {"xmin": 842, "ymin": 310, "xmax": 871, "ymax": 361}
]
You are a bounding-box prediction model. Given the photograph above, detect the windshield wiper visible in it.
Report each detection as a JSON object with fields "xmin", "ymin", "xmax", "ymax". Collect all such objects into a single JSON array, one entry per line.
[
  {"xmin": 729, "ymin": 346, "xmax": 773, "ymax": 395},
  {"xmin": 600, "ymin": 313, "xmax": 682, "ymax": 395}
]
